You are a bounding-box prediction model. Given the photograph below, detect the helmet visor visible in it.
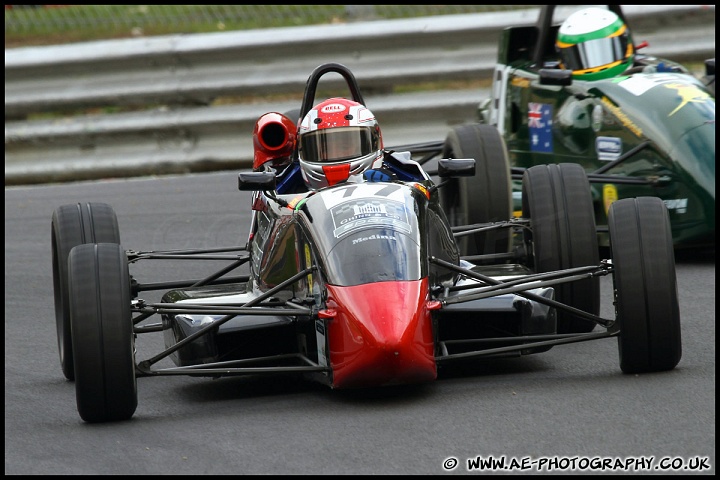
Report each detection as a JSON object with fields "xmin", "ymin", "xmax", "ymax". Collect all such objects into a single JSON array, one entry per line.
[
  {"xmin": 559, "ymin": 33, "xmax": 630, "ymax": 73},
  {"xmin": 300, "ymin": 127, "xmax": 377, "ymax": 163}
]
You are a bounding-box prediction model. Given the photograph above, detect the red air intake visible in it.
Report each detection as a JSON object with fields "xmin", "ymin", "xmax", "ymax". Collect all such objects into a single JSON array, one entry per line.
[{"xmin": 252, "ymin": 112, "xmax": 297, "ymax": 170}]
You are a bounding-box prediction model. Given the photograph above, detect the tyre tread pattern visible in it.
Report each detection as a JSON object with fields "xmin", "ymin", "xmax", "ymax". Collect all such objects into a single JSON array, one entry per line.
[
  {"xmin": 440, "ymin": 124, "xmax": 512, "ymax": 255},
  {"xmin": 609, "ymin": 197, "xmax": 681, "ymax": 373},
  {"xmin": 51, "ymin": 202, "xmax": 120, "ymax": 380},
  {"xmin": 522, "ymin": 163, "xmax": 600, "ymax": 333},
  {"xmin": 69, "ymin": 243, "xmax": 137, "ymax": 422}
]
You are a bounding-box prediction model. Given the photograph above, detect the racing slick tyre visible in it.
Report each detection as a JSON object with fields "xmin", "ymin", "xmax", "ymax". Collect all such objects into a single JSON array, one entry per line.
[
  {"xmin": 522, "ymin": 163, "xmax": 600, "ymax": 334},
  {"xmin": 608, "ymin": 197, "xmax": 681, "ymax": 373},
  {"xmin": 283, "ymin": 108, "xmax": 302, "ymax": 126},
  {"xmin": 440, "ymin": 123, "xmax": 512, "ymax": 257},
  {"xmin": 51, "ymin": 202, "xmax": 121, "ymax": 381},
  {"xmin": 701, "ymin": 58, "xmax": 715, "ymax": 97},
  {"xmin": 69, "ymin": 243, "xmax": 137, "ymax": 423}
]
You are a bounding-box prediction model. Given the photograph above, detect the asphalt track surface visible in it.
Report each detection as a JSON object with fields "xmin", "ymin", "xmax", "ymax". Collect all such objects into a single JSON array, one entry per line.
[{"xmin": 4, "ymin": 172, "xmax": 715, "ymax": 475}]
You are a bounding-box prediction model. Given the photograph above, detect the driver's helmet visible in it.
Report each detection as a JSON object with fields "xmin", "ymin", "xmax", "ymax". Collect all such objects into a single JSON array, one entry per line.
[
  {"xmin": 556, "ymin": 7, "xmax": 634, "ymax": 81},
  {"xmin": 298, "ymin": 98, "xmax": 383, "ymax": 190}
]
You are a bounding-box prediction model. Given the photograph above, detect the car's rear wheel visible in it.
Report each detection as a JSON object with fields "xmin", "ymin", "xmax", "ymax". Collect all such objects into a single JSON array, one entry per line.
[
  {"xmin": 701, "ymin": 58, "xmax": 715, "ymax": 96},
  {"xmin": 69, "ymin": 243, "xmax": 137, "ymax": 423},
  {"xmin": 52, "ymin": 202, "xmax": 121, "ymax": 380},
  {"xmin": 440, "ymin": 123, "xmax": 512, "ymax": 256},
  {"xmin": 283, "ymin": 108, "xmax": 302, "ymax": 127},
  {"xmin": 609, "ymin": 197, "xmax": 681, "ymax": 373},
  {"xmin": 522, "ymin": 163, "xmax": 600, "ymax": 334}
]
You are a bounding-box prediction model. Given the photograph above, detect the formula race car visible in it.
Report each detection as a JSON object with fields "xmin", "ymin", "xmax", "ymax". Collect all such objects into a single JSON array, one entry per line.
[
  {"xmin": 403, "ymin": 5, "xmax": 715, "ymax": 250},
  {"xmin": 52, "ymin": 63, "xmax": 681, "ymax": 423}
]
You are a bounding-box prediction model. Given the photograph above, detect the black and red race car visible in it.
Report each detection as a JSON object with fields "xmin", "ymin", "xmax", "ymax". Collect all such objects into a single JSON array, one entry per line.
[{"xmin": 52, "ymin": 63, "xmax": 681, "ymax": 423}]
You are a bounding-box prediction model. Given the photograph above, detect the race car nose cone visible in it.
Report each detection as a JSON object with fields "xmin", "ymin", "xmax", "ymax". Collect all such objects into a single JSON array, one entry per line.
[{"xmin": 325, "ymin": 279, "xmax": 437, "ymax": 388}]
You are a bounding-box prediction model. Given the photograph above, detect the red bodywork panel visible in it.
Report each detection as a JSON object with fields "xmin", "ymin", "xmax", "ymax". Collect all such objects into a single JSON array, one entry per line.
[{"xmin": 326, "ymin": 279, "xmax": 437, "ymax": 388}]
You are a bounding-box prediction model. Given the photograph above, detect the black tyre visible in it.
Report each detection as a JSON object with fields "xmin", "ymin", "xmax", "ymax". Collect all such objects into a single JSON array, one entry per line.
[
  {"xmin": 609, "ymin": 197, "xmax": 681, "ymax": 373},
  {"xmin": 283, "ymin": 108, "xmax": 302, "ymax": 127},
  {"xmin": 440, "ymin": 124, "xmax": 512, "ymax": 256},
  {"xmin": 69, "ymin": 243, "xmax": 137, "ymax": 423},
  {"xmin": 51, "ymin": 202, "xmax": 120, "ymax": 380},
  {"xmin": 701, "ymin": 58, "xmax": 715, "ymax": 97},
  {"xmin": 522, "ymin": 163, "xmax": 600, "ymax": 333}
]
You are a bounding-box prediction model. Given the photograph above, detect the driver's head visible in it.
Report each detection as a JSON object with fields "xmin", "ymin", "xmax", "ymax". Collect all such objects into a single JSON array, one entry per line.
[
  {"xmin": 556, "ymin": 7, "xmax": 634, "ymax": 81},
  {"xmin": 298, "ymin": 98, "xmax": 383, "ymax": 190}
]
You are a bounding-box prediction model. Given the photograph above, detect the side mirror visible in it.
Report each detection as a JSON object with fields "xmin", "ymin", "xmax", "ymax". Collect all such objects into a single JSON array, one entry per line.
[
  {"xmin": 238, "ymin": 171, "xmax": 276, "ymax": 191},
  {"xmin": 437, "ymin": 158, "xmax": 476, "ymax": 178}
]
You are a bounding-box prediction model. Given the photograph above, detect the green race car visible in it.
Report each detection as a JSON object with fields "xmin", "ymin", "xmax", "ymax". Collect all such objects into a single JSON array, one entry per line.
[
  {"xmin": 403, "ymin": 5, "xmax": 715, "ymax": 252},
  {"xmin": 478, "ymin": 5, "xmax": 715, "ymax": 249}
]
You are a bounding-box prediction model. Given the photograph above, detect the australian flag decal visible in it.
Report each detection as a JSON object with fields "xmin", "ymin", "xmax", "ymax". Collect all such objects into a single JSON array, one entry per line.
[{"xmin": 528, "ymin": 102, "xmax": 553, "ymax": 153}]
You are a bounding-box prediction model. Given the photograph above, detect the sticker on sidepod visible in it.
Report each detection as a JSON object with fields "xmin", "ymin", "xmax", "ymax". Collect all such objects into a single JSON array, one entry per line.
[
  {"xmin": 596, "ymin": 136, "xmax": 622, "ymax": 161},
  {"xmin": 617, "ymin": 73, "xmax": 704, "ymax": 96},
  {"xmin": 603, "ymin": 184, "xmax": 618, "ymax": 215},
  {"xmin": 617, "ymin": 75, "xmax": 712, "ymax": 117},
  {"xmin": 528, "ymin": 102, "xmax": 553, "ymax": 153},
  {"xmin": 664, "ymin": 198, "xmax": 688, "ymax": 214},
  {"xmin": 601, "ymin": 97, "xmax": 643, "ymax": 138},
  {"xmin": 664, "ymin": 83, "xmax": 713, "ymax": 116}
]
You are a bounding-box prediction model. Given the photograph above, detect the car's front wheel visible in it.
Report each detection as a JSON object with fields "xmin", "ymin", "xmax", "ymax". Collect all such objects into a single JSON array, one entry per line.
[
  {"xmin": 609, "ymin": 197, "xmax": 681, "ymax": 373},
  {"xmin": 69, "ymin": 243, "xmax": 137, "ymax": 423}
]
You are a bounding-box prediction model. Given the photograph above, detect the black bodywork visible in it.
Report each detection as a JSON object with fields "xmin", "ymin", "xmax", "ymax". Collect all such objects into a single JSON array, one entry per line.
[{"xmin": 52, "ymin": 62, "xmax": 682, "ymax": 423}]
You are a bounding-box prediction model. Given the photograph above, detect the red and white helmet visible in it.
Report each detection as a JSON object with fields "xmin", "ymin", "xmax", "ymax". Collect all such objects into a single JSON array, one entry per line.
[{"xmin": 298, "ymin": 98, "xmax": 383, "ymax": 190}]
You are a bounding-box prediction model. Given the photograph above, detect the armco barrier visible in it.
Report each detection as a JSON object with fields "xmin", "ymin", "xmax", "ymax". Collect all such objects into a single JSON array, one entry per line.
[{"xmin": 4, "ymin": 5, "xmax": 715, "ymax": 185}]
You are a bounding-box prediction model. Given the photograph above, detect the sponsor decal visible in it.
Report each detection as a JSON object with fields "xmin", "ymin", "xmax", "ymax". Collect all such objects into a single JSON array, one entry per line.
[
  {"xmin": 616, "ymin": 74, "xmax": 713, "ymax": 117},
  {"xmin": 318, "ymin": 184, "xmax": 413, "ymax": 238},
  {"xmin": 664, "ymin": 198, "xmax": 688, "ymax": 214},
  {"xmin": 528, "ymin": 102, "xmax": 553, "ymax": 153},
  {"xmin": 601, "ymin": 97, "xmax": 643, "ymax": 137},
  {"xmin": 511, "ymin": 77, "xmax": 531, "ymax": 88},
  {"xmin": 596, "ymin": 136, "xmax": 622, "ymax": 161},
  {"xmin": 351, "ymin": 233, "xmax": 398, "ymax": 245},
  {"xmin": 320, "ymin": 183, "xmax": 405, "ymax": 209},
  {"xmin": 315, "ymin": 319, "xmax": 327, "ymax": 367},
  {"xmin": 664, "ymin": 83, "xmax": 712, "ymax": 116},
  {"xmin": 603, "ymin": 184, "xmax": 618, "ymax": 215},
  {"xmin": 320, "ymin": 103, "xmax": 346, "ymax": 113},
  {"xmin": 330, "ymin": 199, "xmax": 411, "ymax": 238},
  {"xmin": 618, "ymin": 72, "xmax": 699, "ymax": 96}
]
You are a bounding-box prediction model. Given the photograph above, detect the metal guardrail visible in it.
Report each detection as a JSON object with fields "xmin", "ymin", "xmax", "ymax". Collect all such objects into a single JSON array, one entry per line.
[{"xmin": 4, "ymin": 5, "xmax": 716, "ymax": 185}]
